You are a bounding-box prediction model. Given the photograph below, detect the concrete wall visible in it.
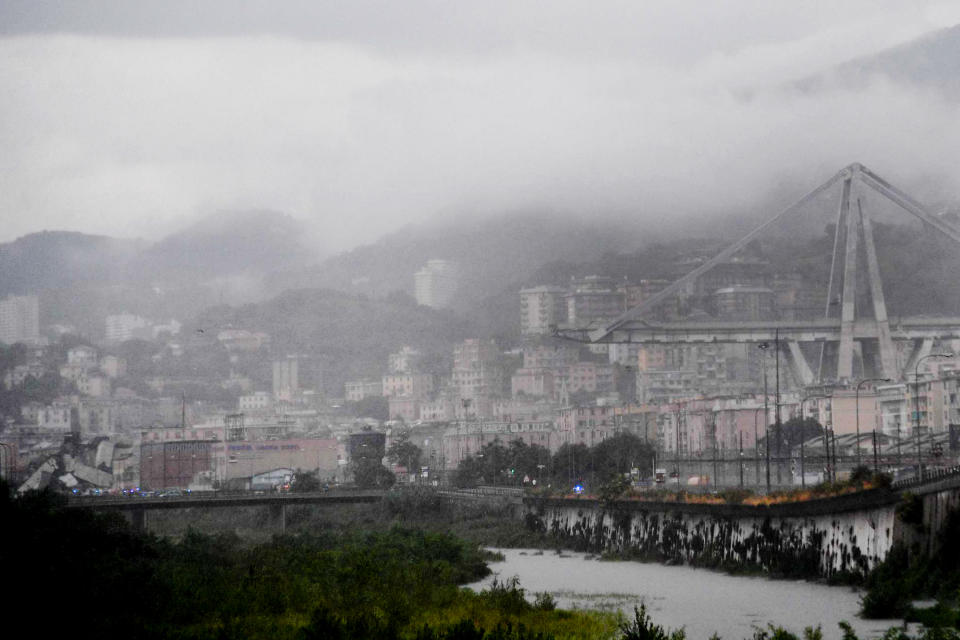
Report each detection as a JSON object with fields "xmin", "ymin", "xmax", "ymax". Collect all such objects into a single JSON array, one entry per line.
[{"xmin": 525, "ymin": 492, "xmax": 899, "ymax": 580}]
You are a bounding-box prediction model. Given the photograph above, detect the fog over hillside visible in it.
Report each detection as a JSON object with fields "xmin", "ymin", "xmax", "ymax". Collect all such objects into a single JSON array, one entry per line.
[{"xmin": 1, "ymin": 1, "xmax": 958, "ymax": 253}]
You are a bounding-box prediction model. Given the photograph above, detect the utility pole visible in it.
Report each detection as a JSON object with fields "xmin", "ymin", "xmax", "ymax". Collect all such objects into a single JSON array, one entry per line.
[
  {"xmin": 775, "ymin": 329, "xmax": 782, "ymax": 486},
  {"xmin": 739, "ymin": 431, "xmax": 744, "ymax": 487},
  {"xmin": 675, "ymin": 405, "xmax": 683, "ymax": 491},
  {"xmin": 758, "ymin": 342, "xmax": 771, "ymax": 492}
]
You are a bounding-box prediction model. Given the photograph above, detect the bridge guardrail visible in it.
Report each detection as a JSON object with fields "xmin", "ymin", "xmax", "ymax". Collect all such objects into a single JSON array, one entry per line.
[
  {"xmin": 892, "ymin": 465, "xmax": 960, "ymax": 491},
  {"xmin": 66, "ymin": 488, "xmax": 383, "ymax": 508}
]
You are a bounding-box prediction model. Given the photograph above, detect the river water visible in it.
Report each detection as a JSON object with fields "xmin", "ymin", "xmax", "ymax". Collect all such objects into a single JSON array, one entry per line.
[{"xmin": 467, "ymin": 549, "xmax": 906, "ymax": 640}]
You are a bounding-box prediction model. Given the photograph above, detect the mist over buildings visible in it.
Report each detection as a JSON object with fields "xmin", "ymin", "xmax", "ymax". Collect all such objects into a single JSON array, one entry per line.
[{"xmin": 0, "ymin": 1, "xmax": 959, "ymax": 253}]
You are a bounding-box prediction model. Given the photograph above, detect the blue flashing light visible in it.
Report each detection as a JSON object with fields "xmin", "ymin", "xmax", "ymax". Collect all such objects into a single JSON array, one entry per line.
[{"xmin": 573, "ymin": 484, "xmax": 584, "ymax": 495}]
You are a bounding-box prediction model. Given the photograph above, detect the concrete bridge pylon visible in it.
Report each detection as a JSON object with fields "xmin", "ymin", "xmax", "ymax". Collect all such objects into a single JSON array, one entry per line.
[{"xmin": 570, "ymin": 163, "xmax": 960, "ymax": 384}]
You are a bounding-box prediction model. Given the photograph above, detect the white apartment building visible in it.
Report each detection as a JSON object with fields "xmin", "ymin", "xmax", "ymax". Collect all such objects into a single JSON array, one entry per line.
[
  {"xmin": 273, "ymin": 356, "xmax": 299, "ymax": 402},
  {"xmin": 519, "ymin": 286, "xmax": 567, "ymax": 335},
  {"xmin": 0, "ymin": 294, "xmax": 39, "ymax": 345},
  {"xmin": 414, "ymin": 259, "xmax": 458, "ymax": 309}
]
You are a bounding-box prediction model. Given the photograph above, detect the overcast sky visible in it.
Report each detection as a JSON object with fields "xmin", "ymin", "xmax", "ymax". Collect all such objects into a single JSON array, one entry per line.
[{"xmin": 1, "ymin": 1, "xmax": 959, "ymax": 253}]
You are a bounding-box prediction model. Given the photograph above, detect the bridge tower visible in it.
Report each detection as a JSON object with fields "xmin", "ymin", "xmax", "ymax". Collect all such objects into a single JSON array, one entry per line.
[{"xmin": 576, "ymin": 163, "xmax": 960, "ymax": 384}]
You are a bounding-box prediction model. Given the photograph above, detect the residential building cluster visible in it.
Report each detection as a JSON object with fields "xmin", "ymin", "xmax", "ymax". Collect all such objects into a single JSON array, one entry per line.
[{"xmin": 105, "ymin": 313, "xmax": 181, "ymax": 343}]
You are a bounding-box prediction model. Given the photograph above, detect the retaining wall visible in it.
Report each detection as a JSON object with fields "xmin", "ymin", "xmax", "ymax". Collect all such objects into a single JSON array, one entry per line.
[{"xmin": 524, "ymin": 491, "xmax": 901, "ymax": 580}]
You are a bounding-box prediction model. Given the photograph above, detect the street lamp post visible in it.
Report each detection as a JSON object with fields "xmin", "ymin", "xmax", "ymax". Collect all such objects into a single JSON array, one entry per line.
[
  {"xmin": 856, "ymin": 378, "xmax": 891, "ymax": 470},
  {"xmin": 753, "ymin": 407, "xmax": 763, "ymax": 487},
  {"xmin": 915, "ymin": 353, "xmax": 953, "ymax": 481},
  {"xmin": 739, "ymin": 431, "xmax": 744, "ymax": 487},
  {"xmin": 676, "ymin": 407, "xmax": 683, "ymax": 491},
  {"xmin": 758, "ymin": 341, "xmax": 771, "ymax": 491},
  {"xmin": 800, "ymin": 392, "xmax": 829, "ymax": 488}
]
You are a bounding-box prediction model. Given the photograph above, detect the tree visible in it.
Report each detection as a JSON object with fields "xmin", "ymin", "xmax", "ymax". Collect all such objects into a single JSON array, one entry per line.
[
  {"xmin": 290, "ymin": 470, "xmax": 321, "ymax": 492},
  {"xmin": 452, "ymin": 454, "xmax": 485, "ymax": 488},
  {"xmin": 767, "ymin": 417, "xmax": 824, "ymax": 451},
  {"xmin": 551, "ymin": 443, "xmax": 593, "ymax": 486},
  {"xmin": 506, "ymin": 440, "xmax": 550, "ymax": 483},
  {"xmin": 592, "ymin": 433, "xmax": 655, "ymax": 483},
  {"xmin": 352, "ymin": 459, "xmax": 396, "ymax": 489},
  {"xmin": 386, "ymin": 431, "xmax": 422, "ymax": 473}
]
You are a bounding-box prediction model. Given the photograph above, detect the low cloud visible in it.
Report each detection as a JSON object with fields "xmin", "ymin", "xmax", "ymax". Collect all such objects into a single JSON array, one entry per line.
[{"xmin": 0, "ymin": 2, "xmax": 958, "ymax": 252}]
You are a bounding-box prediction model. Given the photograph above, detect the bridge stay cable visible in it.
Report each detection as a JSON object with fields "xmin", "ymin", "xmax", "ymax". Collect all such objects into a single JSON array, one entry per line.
[{"xmin": 554, "ymin": 163, "xmax": 960, "ymax": 384}]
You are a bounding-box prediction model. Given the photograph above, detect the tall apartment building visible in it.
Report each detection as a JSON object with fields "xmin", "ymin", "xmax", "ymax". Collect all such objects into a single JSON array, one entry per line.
[
  {"xmin": 452, "ymin": 339, "xmax": 504, "ymax": 404},
  {"xmin": 414, "ymin": 259, "xmax": 459, "ymax": 309},
  {"xmin": 272, "ymin": 356, "xmax": 299, "ymax": 402},
  {"xmin": 565, "ymin": 276, "xmax": 625, "ymax": 327},
  {"xmin": 519, "ymin": 286, "xmax": 567, "ymax": 335},
  {"xmin": 0, "ymin": 294, "xmax": 39, "ymax": 345},
  {"xmin": 714, "ymin": 285, "xmax": 775, "ymax": 321},
  {"xmin": 619, "ymin": 279, "xmax": 670, "ymax": 310}
]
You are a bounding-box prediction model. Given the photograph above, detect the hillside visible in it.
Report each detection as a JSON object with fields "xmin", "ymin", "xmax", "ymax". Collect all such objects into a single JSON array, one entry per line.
[
  {"xmin": 0, "ymin": 231, "xmax": 142, "ymax": 295},
  {"xmin": 266, "ymin": 211, "xmax": 652, "ymax": 308},
  {"xmin": 797, "ymin": 23, "xmax": 960, "ymax": 97},
  {"xmin": 141, "ymin": 209, "xmax": 316, "ymax": 280},
  {"xmin": 192, "ymin": 288, "xmax": 479, "ymax": 393}
]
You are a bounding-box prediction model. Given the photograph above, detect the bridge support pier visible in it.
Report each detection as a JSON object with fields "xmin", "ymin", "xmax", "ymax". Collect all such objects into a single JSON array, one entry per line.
[
  {"xmin": 128, "ymin": 508, "xmax": 147, "ymax": 533},
  {"xmin": 268, "ymin": 503, "xmax": 286, "ymax": 533}
]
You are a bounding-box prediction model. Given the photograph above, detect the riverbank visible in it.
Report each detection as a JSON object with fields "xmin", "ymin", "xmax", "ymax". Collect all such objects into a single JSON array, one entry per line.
[
  {"xmin": 470, "ymin": 548, "xmax": 902, "ymax": 640},
  {"xmin": 2, "ymin": 483, "xmax": 615, "ymax": 639}
]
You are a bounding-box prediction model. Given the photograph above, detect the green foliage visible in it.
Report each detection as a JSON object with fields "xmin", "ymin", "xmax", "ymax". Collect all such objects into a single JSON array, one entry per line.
[
  {"xmin": 862, "ymin": 544, "xmax": 911, "ymax": 617},
  {"xmin": 863, "ymin": 506, "xmax": 960, "ymax": 619},
  {"xmin": 897, "ymin": 492, "xmax": 926, "ymax": 528},
  {"xmin": 599, "ymin": 475, "xmax": 632, "ymax": 505},
  {"xmin": 839, "ymin": 622, "xmax": 858, "ymax": 640},
  {"xmin": 8, "ymin": 480, "xmax": 584, "ymax": 640},
  {"xmin": 454, "ymin": 440, "xmax": 551, "ymax": 488},
  {"xmin": 804, "ymin": 626, "xmax": 823, "ymax": 640},
  {"xmin": 290, "ymin": 470, "xmax": 322, "ymax": 493},
  {"xmin": 533, "ymin": 592, "xmax": 557, "ymax": 612},
  {"xmin": 849, "ymin": 465, "xmax": 873, "ymax": 483},
  {"xmin": 763, "ymin": 417, "xmax": 823, "ymax": 453},
  {"xmin": 592, "ymin": 433, "xmax": 655, "ymax": 484},
  {"xmin": 619, "ymin": 604, "xmax": 686, "ymax": 640},
  {"xmin": 388, "ymin": 431, "xmax": 424, "ymax": 472},
  {"xmin": 481, "ymin": 576, "xmax": 534, "ymax": 616},
  {"xmin": 750, "ymin": 623, "xmax": 821, "ymax": 640},
  {"xmin": 353, "ymin": 457, "xmax": 396, "ymax": 489}
]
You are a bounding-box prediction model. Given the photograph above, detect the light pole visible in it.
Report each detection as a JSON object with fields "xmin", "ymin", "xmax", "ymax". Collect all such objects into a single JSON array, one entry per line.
[
  {"xmin": 752, "ymin": 407, "xmax": 763, "ymax": 487},
  {"xmin": 856, "ymin": 378, "xmax": 891, "ymax": 470},
  {"xmin": 758, "ymin": 341, "xmax": 771, "ymax": 491},
  {"xmin": 915, "ymin": 352, "xmax": 953, "ymax": 481},
  {"xmin": 739, "ymin": 431, "xmax": 744, "ymax": 488},
  {"xmin": 774, "ymin": 329, "xmax": 782, "ymax": 486},
  {"xmin": 800, "ymin": 392, "xmax": 828, "ymax": 488},
  {"xmin": 676, "ymin": 407, "xmax": 682, "ymax": 491}
]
